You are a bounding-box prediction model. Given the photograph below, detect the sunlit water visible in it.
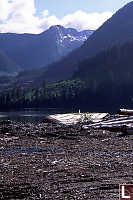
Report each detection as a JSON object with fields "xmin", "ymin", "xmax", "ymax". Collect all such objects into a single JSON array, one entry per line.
[{"xmin": 0, "ymin": 108, "xmax": 70, "ymax": 123}]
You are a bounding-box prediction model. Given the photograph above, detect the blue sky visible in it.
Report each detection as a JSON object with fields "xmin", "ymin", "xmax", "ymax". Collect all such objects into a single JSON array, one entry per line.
[
  {"xmin": 35, "ymin": 0, "xmax": 131, "ymax": 18},
  {"xmin": 0, "ymin": 0, "xmax": 132, "ymax": 34}
]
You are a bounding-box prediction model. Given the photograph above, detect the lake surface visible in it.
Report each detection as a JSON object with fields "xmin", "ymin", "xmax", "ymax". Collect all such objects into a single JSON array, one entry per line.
[
  {"xmin": 0, "ymin": 108, "xmax": 70, "ymax": 123},
  {"xmin": 0, "ymin": 107, "xmax": 112, "ymax": 123}
]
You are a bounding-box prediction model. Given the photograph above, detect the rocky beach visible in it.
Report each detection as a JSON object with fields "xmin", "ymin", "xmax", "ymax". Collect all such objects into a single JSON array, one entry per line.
[{"xmin": 0, "ymin": 119, "xmax": 132, "ymax": 199}]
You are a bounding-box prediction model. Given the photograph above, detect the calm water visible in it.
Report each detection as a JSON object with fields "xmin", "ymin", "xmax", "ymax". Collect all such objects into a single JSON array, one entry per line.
[
  {"xmin": 0, "ymin": 107, "xmax": 113, "ymax": 123},
  {"xmin": 0, "ymin": 108, "xmax": 70, "ymax": 123}
]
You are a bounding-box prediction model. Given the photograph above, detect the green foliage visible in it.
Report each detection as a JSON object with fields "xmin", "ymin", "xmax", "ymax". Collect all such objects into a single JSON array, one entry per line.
[{"xmin": 0, "ymin": 79, "xmax": 87, "ymax": 109}]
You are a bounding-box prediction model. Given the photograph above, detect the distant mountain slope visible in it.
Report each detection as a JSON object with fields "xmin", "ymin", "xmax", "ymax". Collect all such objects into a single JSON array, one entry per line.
[
  {"xmin": 71, "ymin": 39, "xmax": 133, "ymax": 110},
  {"xmin": 81, "ymin": 1, "xmax": 133, "ymax": 58},
  {"xmin": 3, "ymin": 40, "xmax": 133, "ymax": 111},
  {"xmin": 0, "ymin": 26, "xmax": 93, "ymax": 70},
  {"xmin": 41, "ymin": 1, "xmax": 133, "ymax": 81},
  {"xmin": 0, "ymin": 49, "xmax": 20, "ymax": 76},
  {"xmin": 73, "ymin": 39, "xmax": 133, "ymax": 84}
]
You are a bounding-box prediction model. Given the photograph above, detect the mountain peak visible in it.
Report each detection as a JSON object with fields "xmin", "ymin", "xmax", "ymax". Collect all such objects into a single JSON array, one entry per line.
[
  {"xmin": 40, "ymin": 1, "xmax": 133, "ymax": 81},
  {"xmin": 49, "ymin": 25, "xmax": 65, "ymax": 31},
  {"xmin": 0, "ymin": 24, "xmax": 93, "ymax": 72}
]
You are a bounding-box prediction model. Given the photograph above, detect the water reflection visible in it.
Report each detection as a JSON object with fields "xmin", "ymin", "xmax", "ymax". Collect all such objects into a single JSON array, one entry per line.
[{"xmin": 0, "ymin": 108, "xmax": 66, "ymax": 123}]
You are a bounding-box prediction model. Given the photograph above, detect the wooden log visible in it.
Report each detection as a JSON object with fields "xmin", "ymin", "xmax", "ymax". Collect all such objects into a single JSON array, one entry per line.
[
  {"xmin": 83, "ymin": 118, "xmax": 133, "ymax": 129},
  {"xmin": 117, "ymin": 109, "xmax": 133, "ymax": 116},
  {"xmin": 83, "ymin": 116, "xmax": 133, "ymax": 128},
  {"xmin": 103, "ymin": 118, "xmax": 133, "ymax": 125},
  {"xmin": 101, "ymin": 116, "xmax": 133, "ymax": 123},
  {"xmin": 84, "ymin": 123, "xmax": 133, "ymax": 134},
  {"xmin": 92, "ymin": 124, "xmax": 123, "ymax": 132}
]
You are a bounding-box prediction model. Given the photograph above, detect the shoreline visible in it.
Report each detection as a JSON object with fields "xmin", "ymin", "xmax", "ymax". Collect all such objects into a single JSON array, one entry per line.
[{"xmin": 0, "ymin": 120, "xmax": 132, "ymax": 199}]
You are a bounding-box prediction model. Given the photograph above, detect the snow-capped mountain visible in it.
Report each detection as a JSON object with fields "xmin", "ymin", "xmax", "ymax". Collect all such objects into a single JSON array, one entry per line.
[
  {"xmin": 50, "ymin": 25, "xmax": 93, "ymax": 43},
  {"xmin": 39, "ymin": 1, "xmax": 133, "ymax": 82},
  {"xmin": 0, "ymin": 25, "xmax": 94, "ymax": 71},
  {"xmin": 49, "ymin": 25, "xmax": 93, "ymax": 56}
]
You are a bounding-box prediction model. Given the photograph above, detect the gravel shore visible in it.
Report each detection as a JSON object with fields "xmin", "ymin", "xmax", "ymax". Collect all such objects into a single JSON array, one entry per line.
[{"xmin": 0, "ymin": 120, "xmax": 132, "ymax": 199}]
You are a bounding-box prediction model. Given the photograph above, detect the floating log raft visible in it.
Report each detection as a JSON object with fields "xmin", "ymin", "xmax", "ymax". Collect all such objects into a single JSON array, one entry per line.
[{"xmin": 43, "ymin": 113, "xmax": 109, "ymax": 126}]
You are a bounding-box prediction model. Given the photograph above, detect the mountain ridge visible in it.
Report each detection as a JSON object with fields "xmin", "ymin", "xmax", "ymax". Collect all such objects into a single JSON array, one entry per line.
[
  {"xmin": 0, "ymin": 25, "xmax": 93, "ymax": 71},
  {"xmin": 40, "ymin": 1, "xmax": 133, "ymax": 81}
]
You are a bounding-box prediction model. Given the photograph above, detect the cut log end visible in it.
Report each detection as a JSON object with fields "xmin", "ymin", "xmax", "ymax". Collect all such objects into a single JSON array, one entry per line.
[{"xmin": 117, "ymin": 109, "xmax": 133, "ymax": 116}]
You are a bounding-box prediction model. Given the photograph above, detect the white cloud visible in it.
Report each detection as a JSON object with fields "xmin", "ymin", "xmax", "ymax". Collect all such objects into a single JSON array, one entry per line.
[
  {"xmin": 40, "ymin": 15, "xmax": 60, "ymax": 31},
  {"xmin": 61, "ymin": 11, "xmax": 113, "ymax": 31},
  {"xmin": 0, "ymin": 0, "xmax": 10, "ymax": 21},
  {"xmin": 0, "ymin": 0, "xmax": 113, "ymax": 34},
  {"xmin": 42, "ymin": 10, "xmax": 49, "ymax": 17}
]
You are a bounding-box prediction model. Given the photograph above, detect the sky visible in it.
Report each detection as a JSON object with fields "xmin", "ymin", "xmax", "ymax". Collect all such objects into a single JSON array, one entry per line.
[{"xmin": 0, "ymin": 0, "xmax": 131, "ymax": 34}]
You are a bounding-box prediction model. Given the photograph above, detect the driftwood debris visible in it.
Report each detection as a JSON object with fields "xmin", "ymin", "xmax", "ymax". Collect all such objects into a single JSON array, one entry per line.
[
  {"xmin": 43, "ymin": 113, "xmax": 109, "ymax": 126},
  {"xmin": 83, "ymin": 116, "xmax": 133, "ymax": 128},
  {"xmin": 43, "ymin": 109, "xmax": 133, "ymax": 134},
  {"xmin": 83, "ymin": 109, "xmax": 133, "ymax": 134}
]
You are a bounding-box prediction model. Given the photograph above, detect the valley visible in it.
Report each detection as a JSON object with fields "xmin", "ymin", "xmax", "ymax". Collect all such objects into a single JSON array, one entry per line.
[{"xmin": 0, "ymin": 1, "xmax": 133, "ymax": 199}]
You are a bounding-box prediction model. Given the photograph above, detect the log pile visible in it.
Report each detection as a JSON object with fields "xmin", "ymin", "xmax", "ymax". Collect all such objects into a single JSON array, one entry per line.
[
  {"xmin": 43, "ymin": 112, "xmax": 109, "ymax": 125},
  {"xmin": 83, "ymin": 109, "xmax": 133, "ymax": 134},
  {"xmin": 43, "ymin": 109, "xmax": 133, "ymax": 134}
]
